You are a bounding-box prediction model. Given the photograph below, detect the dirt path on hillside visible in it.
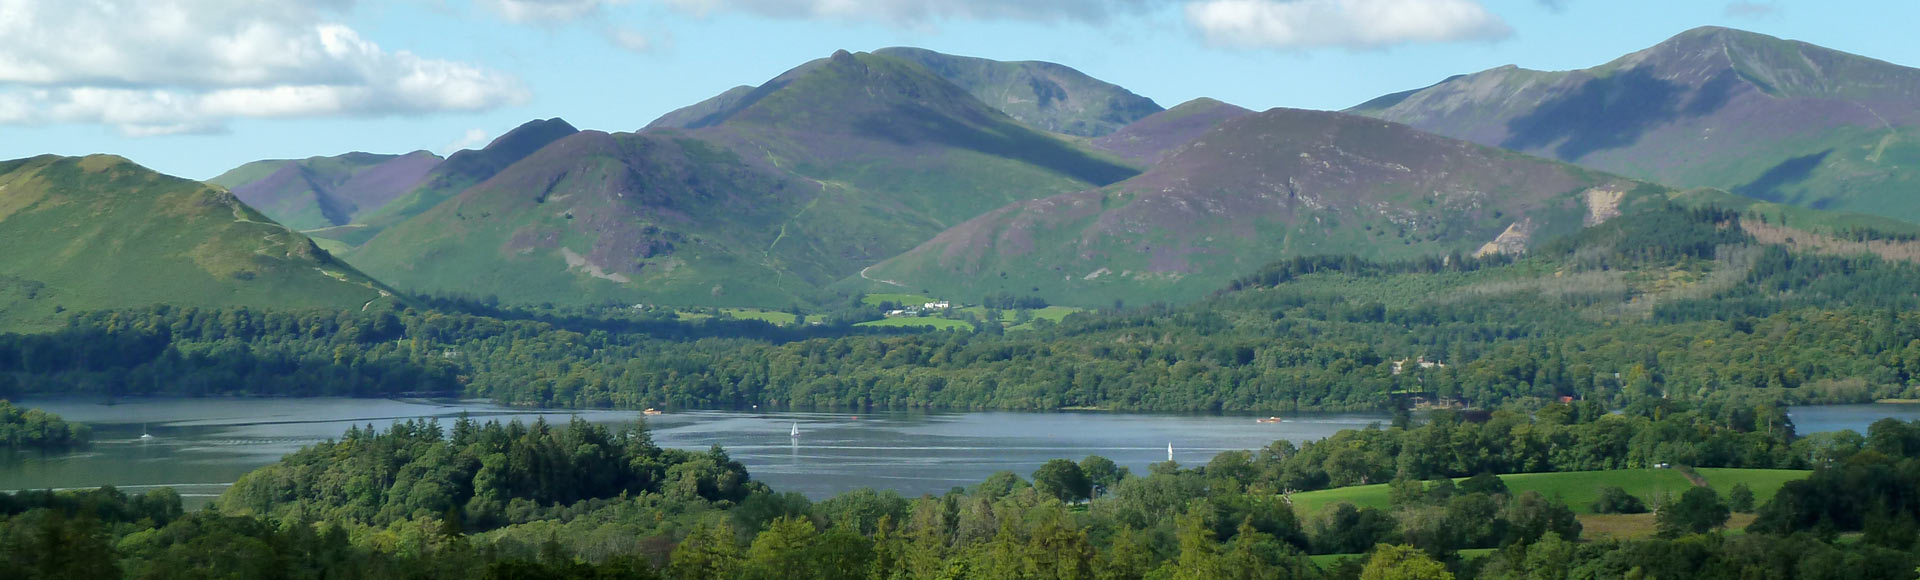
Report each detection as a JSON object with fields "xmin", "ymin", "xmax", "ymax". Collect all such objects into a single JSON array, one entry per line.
[
  {"xmin": 860, "ymin": 265, "xmax": 908, "ymax": 288},
  {"xmin": 1677, "ymin": 466, "xmax": 1709, "ymax": 487}
]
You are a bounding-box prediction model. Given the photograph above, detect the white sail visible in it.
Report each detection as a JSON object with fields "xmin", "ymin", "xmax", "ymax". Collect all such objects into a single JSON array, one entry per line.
[
  {"xmin": 790, "ymin": 422, "xmax": 800, "ymax": 438},
  {"xmin": 1167, "ymin": 442, "xmax": 1173, "ymax": 461}
]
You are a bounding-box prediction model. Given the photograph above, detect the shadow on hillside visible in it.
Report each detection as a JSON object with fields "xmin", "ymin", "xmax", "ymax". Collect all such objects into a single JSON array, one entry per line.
[
  {"xmin": 1733, "ymin": 149, "xmax": 1835, "ymax": 205},
  {"xmin": 1503, "ymin": 67, "xmax": 1741, "ymax": 162},
  {"xmin": 1685, "ymin": 71, "xmax": 1744, "ymax": 117},
  {"xmin": 854, "ymin": 103, "xmax": 1140, "ymax": 186}
]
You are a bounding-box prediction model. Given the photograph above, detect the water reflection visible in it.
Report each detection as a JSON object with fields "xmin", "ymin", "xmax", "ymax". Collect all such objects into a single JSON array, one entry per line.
[
  {"xmin": 2, "ymin": 398, "xmax": 1391, "ymax": 503},
  {"xmin": 16, "ymin": 399, "xmax": 1906, "ymax": 505}
]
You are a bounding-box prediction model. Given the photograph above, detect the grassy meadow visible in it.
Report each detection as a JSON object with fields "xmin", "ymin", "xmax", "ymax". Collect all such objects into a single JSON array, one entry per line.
[{"xmin": 1287, "ymin": 468, "xmax": 1810, "ymax": 519}]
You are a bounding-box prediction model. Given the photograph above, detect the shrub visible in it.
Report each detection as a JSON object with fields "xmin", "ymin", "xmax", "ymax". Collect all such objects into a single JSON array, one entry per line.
[{"xmin": 1590, "ymin": 486, "xmax": 1648, "ymax": 514}]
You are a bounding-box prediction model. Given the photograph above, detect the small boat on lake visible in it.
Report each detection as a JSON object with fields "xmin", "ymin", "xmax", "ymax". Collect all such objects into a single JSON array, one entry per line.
[
  {"xmin": 1256, "ymin": 417, "xmax": 1285, "ymax": 423},
  {"xmin": 791, "ymin": 422, "xmax": 800, "ymax": 438},
  {"xmin": 643, "ymin": 408, "xmax": 664, "ymax": 416}
]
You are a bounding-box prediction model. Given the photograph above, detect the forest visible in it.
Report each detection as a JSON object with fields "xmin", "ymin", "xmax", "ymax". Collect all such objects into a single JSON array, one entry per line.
[
  {"xmin": 4, "ymin": 408, "xmax": 1917, "ymax": 579},
  {"xmin": 5, "ymin": 207, "xmax": 1920, "ymax": 414},
  {"xmin": 0, "ymin": 399, "xmax": 89, "ymax": 451}
]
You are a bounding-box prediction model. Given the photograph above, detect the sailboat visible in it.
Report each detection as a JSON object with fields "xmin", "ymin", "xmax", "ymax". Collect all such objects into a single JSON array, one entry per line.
[
  {"xmin": 790, "ymin": 422, "xmax": 800, "ymax": 438},
  {"xmin": 1166, "ymin": 442, "xmax": 1173, "ymax": 461},
  {"xmin": 139, "ymin": 423, "xmax": 154, "ymax": 440}
]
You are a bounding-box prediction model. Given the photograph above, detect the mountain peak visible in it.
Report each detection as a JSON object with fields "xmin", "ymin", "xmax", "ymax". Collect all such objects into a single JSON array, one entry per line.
[
  {"xmin": 1636, "ymin": 25, "xmax": 1780, "ymax": 58},
  {"xmin": 1671, "ymin": 25, "xmax": 1740, "ymax": 40},
  {"xmin": 1091, "ymin": 98, "xmax": 1251, "ymax": 164},
  {"xmin": 489, "ymin": 118, "xmax": 578, "ymax": 151},
  {"xmin": 869, "ymin": 46, "xmax": 1162, "ymax": 137},
  {"xmin": 1349, "ymin": 26, "xmax": 1920, "ymax": 223}
]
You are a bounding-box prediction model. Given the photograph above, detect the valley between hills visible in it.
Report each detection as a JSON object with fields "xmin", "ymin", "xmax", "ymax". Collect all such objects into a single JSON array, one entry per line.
[{"xmin": 5, "ymin": 22, "xmax": 1920, "ymax": 580}]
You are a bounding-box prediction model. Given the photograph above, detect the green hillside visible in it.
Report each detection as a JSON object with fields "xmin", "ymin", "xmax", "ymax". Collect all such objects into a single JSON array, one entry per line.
[
  {"xmin": 346, "ymin": 132, "xmax": 828, "ymax": 307},
  {"xmin": 1352, "ymin": 26, "xmax": 1920, "ymax": 223},
  {"xmin": 0, "ymin": 155, "xmax": 397, "ymax": 330},
  {"xmin": 315, "ymin": 119, "xmax": 580, "ymax": 248},
  {"xmin": 348, "ymin": 51, "xmax": 1139, "ymax": 307}
]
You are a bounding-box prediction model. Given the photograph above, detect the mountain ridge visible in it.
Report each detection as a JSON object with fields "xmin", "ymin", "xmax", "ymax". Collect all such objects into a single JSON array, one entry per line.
[
  {"xmin": 208, "ymin": 151, "xmax": 442, "ymax": 231},
  {"xmin": 1350, "ymin": 26, "xmax": 1920, "ymax": 222},
  {"xmin": 349, "ymin": 51, "xmax": 1141, "ymax": 307},
  {"xmin": 0, "ymin": 154, "xmax": 397, "ymax": 330},
  {"xmin": 862, "ymin": 107, "xmax": 1666, "ymax": 307}
]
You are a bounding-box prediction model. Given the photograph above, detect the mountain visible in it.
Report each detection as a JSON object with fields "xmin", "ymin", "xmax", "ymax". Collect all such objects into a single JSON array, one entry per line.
[
  {"xmin": 208, "ymin": 151, "xmax": 441, "ymax": 231},
  {"xmin": 862, "ymin": 107, "xmax": 1670, "ymax": 307},
  {"xmin": 0, "ymin": 155, "xmax": 397, "ymax": 330},
  {"xmin": 1351, "ymin": 26, "xmax": 1920, "ymax": 222},
  {"xmin": 869, "ymin": 47, "xmax": 1163, "ymax": 137},
  {"xmin": 348, "ymin": 50, "xmax": 1139, "ymax": 307},
  {"xmin": 643, "ymin": 85, "xmax": 756, "ymax": 131},
  {"xmin": 1091, "ymin": 98, "xmax": 1253, "ymax": 164},
  {"xmin": 319, "ymin": 119, "xmax": 579, "ymax": 248},
  {"xmin": 649, "ymin": 48, "xmax": 1164, "ymax": 138}
]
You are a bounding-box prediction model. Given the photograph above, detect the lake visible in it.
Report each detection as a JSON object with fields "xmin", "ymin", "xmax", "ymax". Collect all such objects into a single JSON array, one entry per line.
[
  {"xmin": 0, "ymin": 398, "xmax": 1391, "ymax": 505},
  {"xmin": 5, "ymin": 399, "xmax": 1913, "ymax": 506},
  {"xmin": 1787, "ymin": 403, "xmax": 1920, "ymax": 435}
]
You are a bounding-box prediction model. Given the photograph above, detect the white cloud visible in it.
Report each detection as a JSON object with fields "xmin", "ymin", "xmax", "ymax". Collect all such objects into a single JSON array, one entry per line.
[
  {"xmin": 651, "ymin": 0, "xmax": 1508, "ymax": 48},
  {"xmin": 442, "ymin": 128, "xmax": 491, "ymax": 154},
  {"xmin": 0, "ymin": 92, "xmax": 33, "ymax": 124},
  {"xmin": 0, "ymin": 0, "xmax": 526, "ymax": 136},
  {"xmin": 605, "ymin": 26, "xmax": 662, "ymax": 53},
  {"xmin": 481, "ymin": 0, "xmax": 632, "ymax": 22},
  {"xmin": 1186, "ymin": 0, "xmax": 1512, "ymax": 49},
  {"xmin": 658, "ymin": 0, "xmax": 1165, "ymax": 25}
]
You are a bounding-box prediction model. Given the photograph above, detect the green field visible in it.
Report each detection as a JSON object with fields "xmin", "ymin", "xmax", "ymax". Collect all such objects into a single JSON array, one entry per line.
[
  {"xmin": 862, "ymin": 293, "xmax": 934, "ymax": 307},
  {"xmin": 674, "ymin": 308, "xmax": 801, "ymax": 325},
  {"xmin": 856, "ymin": 317, "xmax": 973, "ymax": 330},
  {"xmin": 1288, "ymin": 468, "xmax": 1810, "ymax": 518},
  {"xmin": 720, "ymin": 308, "xmax": 798, "ymax": 325},
  {"xmin": 958, "ymin": 305, "xmax": 1084, "ymax": 324}
]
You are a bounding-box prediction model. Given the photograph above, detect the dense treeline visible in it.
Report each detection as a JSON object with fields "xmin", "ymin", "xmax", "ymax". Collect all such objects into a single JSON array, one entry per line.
[
  {"xmin": 982, "ymin": 292, "xmax": 1050, "ymax": 310},
  {"xmin": 0, "ymin": 400, "xmax": 89, "ymax": 451},
  {"xmin": 1750, "ymin": 417, "xmax": 1920, "ymax": 541},
  {"xmin": 6, "ymin": 205, "xmax": 1920, "ymax": 412},
  {"xmin": 221, "ymin": 417, "xmax": 753, "ymax": 531},
  {"xmin": 6, "ymin": 411, "xmax": 1917, "ymax": 579},
  {"xmin": 1244, "ymin": 399, "xmax": 1799, "ymax": 492}
]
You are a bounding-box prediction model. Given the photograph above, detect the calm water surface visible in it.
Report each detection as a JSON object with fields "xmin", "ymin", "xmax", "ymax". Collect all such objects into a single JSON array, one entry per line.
[
  {"xmin": 0, "ymin": 398, "xmax": 1391, "ymax": 504},
  {"xmin": 7, "ymin": 399, "xmax": 1909, "ymax": 506},
  {"xmin": 1787, "ymin": 403, "xmax": 1920, "ymax": 435}
]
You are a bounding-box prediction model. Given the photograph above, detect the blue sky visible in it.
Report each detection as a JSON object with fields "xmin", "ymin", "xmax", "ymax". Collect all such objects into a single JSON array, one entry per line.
[{"xmin": 0, "ymin": 0, "xmax": 1914, "ymax": 179}]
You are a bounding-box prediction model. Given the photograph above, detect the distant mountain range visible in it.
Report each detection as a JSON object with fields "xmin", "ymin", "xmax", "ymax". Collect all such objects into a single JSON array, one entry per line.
[
  {"xmin": 342, "ymin": 50, "xmax": 1137, "ymax": 307},
  {"xmin": 177, "ymin": 32, "xmax": 1920, "ymax": 312},
  {"xmin": 1352, "ymin": 26, "xmax": 1920, "ymax": 222},
  {"xmin": 864, "ymin": 107, "xmax": 1664, "ymax": 306},
  {"xmin": 208, "ymin": 151, "xmax": 442, "ymax": 232},
  {"xmin": 0, "ymin": 155, "xmax": 396, "ymax": 330}
]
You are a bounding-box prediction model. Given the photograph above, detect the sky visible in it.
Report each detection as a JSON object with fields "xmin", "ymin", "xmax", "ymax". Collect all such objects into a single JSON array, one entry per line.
[{"xmin": 1, "ymin": 0, "xmax": 1916, "ymax": 180}]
